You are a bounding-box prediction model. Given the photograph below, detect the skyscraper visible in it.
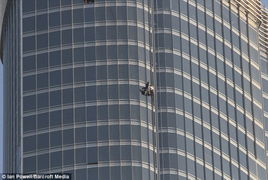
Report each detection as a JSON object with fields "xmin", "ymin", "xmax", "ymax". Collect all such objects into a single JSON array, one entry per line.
[{"xmin": 1, "ymin": 0, "xmax": 268, "ymax": 179}]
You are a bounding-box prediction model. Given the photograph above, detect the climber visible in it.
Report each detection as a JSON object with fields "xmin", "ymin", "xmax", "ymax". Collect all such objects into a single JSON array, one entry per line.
[
  {"xmin": 84, "ymin": 0, "xmax": 94, "ymax": 3},
  {"xmin": 140, "ymin": 82, "xmax": 154, "ymax": 96}
]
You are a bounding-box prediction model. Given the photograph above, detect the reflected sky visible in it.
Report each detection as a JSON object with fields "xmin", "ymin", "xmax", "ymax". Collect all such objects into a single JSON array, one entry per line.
[{"xmin": 263, "ymin": 0, "xmax": 268, "ymax": 7}]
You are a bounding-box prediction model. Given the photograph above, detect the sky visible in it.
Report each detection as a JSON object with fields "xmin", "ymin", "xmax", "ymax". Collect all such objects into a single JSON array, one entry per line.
[
  {"xmin": 263, "ymin": 0, "xmax": 268, "ymax": 7},
  {"xmin": 0, "ymin": 64, "xmax": 3, "ymax": 174}
]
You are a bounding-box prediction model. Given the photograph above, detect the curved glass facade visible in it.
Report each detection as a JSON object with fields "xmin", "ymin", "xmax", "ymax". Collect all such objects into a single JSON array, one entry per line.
[
  {"xmin": 21, "ymin": 0, "xmax": 156, "ymax": 179},
  {"xmin": 2, "ymin": 0, "xmax": 268, "ymax": 179},
  {"xmin": 155, "ymin": 0, "xmax": 266, "ymax": 179},
  {"xmin": 22, "ymin": 0, "xmax": 154, "ymax": 180}
]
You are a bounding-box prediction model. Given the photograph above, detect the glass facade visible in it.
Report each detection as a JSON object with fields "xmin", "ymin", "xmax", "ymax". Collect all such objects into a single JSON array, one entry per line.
[
  {"xmin": 2, "ymin": 0, "xmax": 268, "ymax": 179},
  {"xmin": 21, "ymin": 0, "xmax": 156, "ymax": 179},
  {"xmin": 155, "ymin": 0, "xmax": 266, "ymax": 179},
  {"xmin": 260, "ymin": 7, "xmax": 268, "ymax": 180}
]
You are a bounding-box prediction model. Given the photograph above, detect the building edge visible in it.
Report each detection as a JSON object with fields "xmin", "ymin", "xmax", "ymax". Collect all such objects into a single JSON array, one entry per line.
[{"xmin": 0, "ymin": 0, "xmax": 7, "ymax": 61}]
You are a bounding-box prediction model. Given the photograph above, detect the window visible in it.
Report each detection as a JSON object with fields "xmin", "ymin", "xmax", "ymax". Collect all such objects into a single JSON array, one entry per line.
[
  {"xmin": 23, "ymin": 156, "xmax": 36, "ymax": 172},
  {"xmin": 49, "ymin": 0, "xmax": 60, "ymax": 8},
  {"xmin": 38, "ymin": 154, "xmax": 49, "ymax": 170},
  {"xmin": 75, "ymin": 107, "xmax": 86, "ymax": 123},
  {"xmin": 50, "ymin": 110, "xmax": 62, "ymax": 127},
  {"xmin": 132, "ymin": 145, "xmax": 141, "ymax": 161},
  {"xmin": 49, "ymin": 12, "xmax": 60, "ymax": 27},
  {"xmin": 74, "ymin": 67, "xmax": 85, "ymax": 82},
  {"xmin": 87, "ymin": 126, "xmax": 97, "ymax": 142},
  {"xmin": 23, "ymin": 17, "xmax": 35, "ymax": 33},
  {"xmin": 76, "ymin": 148, "xmax": 86, "ymax": 164},
  {"xmin": 76, "ymin": 169, "xmax": 87, "ymax": 180},
  {"xmin": 111, "ymin": 167, "xmax": 121, "ymax": 180},
  {"xmin": 119, "ymin": 104, "xmax": 130, "ymax": 119},
  {"xmin": 96, "ymin": 26, "xmax": 106, "ymax": 41},
  {"xmin": 37, "ymin": 33, "xmax": 48, "ymax": 49},
  {"xmin": 74, "ymin": 48, "xmax": 84, "ymax": 62},
  {"xmin": 117, "ymin": 26, "xmax": 128, "ymax": 40},
  {"xmin": 63, "ymin": 69, "xmax": 73, "ymax": 84},
  {"xmin": 23, "ymin": 56, "xmax": 35, "ymax": 72},
  {"xmin": 95, "ymin": 7, "xmax": 105, "ymax": 21},
  {"xmin": 37, "ymin": 92, "xmax": 49, "ymax": 109},
  {"xmin": 62, "ymin": 10, "xmax": 72, "ymax": 26},
  {"xmin": 51, "ymin": 151, "xmax": 62, "ymax": 168},
  {"xmin": 129, "ymin": 85, "xmax": 139, "ymax": 100},
  {"xmin": 75, "ymin": 127, "xmax": 86, "ymax": 143},
  {"xmin": 50, "ymin": 131, "xmax": 62, "ymax": 147},
  {"xmin": 23, "ymin": 95, "xmax": 36, "ymax": 111},
  {"xmin": 23, "ymin": 75, "xmax": 36, "ymax": 92},
  {"xmin": 97, "ymin": 85, "xmax": 108, "ymax": 100},
  {"xmin": 130, "ymin": 105, "xmax": 140, "ymax": 120},
  {"xmin": 23, "ymin": 0, "xmax": 35, "ymax": 13},
  {"xmin": 121, "ymin": 125, "xmax": 130, "ymax": 140},
  {"xmin": 38, "ymin": 113, "xmax": 49, "ymax": 130},
  {"xmin": 87, "ymin": 106, "xmax": 97, "ymax": 122},
  {"xmin": 119, "ymin": 85, "xmax": 129, "ymax": 99},
  {"xmin": 37, "ymin": 14, "xmax": 48, "ymax": 31},
  {"xmin": 109, "ymin": 125, "xmax": 119, "ymax": 140},
  {"xmin": 50, "ymin": 71, "xmax": 61, "ymax": 87},
  {"xmin": 50, "ymin": 51, "xmax": 61, "ymax": 67},
  {"xmin": 64, "ymin": 150, "xmax": 74, "ymax": 166},
  {"xmin": 38, "ymin": 133, "xmax": 49, "ymax": 150},
  {"xmin": 108, "ymin": 65, "xmax": 118, "ymax": 80},
  {"xmin": 98, "ymin": 105, "xmax": 108, "ymax": 120},
  {"xmin": 63, "ymin": 89, "xmax": 73, "ymax": 104},
  {"xmin": 62, "ymin": 29, "xmax": 72, "ymax": 45},
  {"xmin": 23, "ymin": 136, "xmax": 36, "ymax": 152},
  {"xmin": 106, "ymin": 26, "xmax": 116, "ymax": 41},
  {"xmin": 88, "ymin": 168, "xmax": 98, "ymax": 180},
  {"xmin": 96, "ymin": 46, "xmax": 106, "ymax": 60},
  {"xmin": 37, "ymin": 53, "xmax": 48, "ymax": 69},
  {"xmin": 119, "ymin": 64, "xmax": 129, "ymax": 79},
  {"xmin": 85, "ymin": 27, "xmax": 95, "ymax": 42},
  {"xmin": 74, "ymin": 29, "xmax": 84, "ymax": 43},
  {"xmin": 108, "ymin": 85, "xmax": 118, "ymax": 100},
  {"xmin": 85, "ymin": 8, "xmax": 95, "ymax": 23},
  {"xmin": 86, "ymin": 86, "xmax": 96, "ymax": 101},
  {"xmin": 129, "ymin": 65, "xmax": 138, "ymax": 80},
  {"xmin": 50, "ymin": 90, "xmax": 61, "ymax": 106},
  {"xmin": 85, "ymin": 47, "xmax": 96, "ymax": 61},
  {"xmin": 63, "ymin": 109, "xmax": 73, "ymax": 125},
  {"xmin": 84, "ymin": 0, "xmax": 94, "ymax": 4},
  {"xmin": 98, "ymin": 125, "xmax": 108, "ymax": 141},
  {"xmin": 122, "ymin": 167, "xmax": 132, "ymax": 180},
  {"xmin": 23, "ymin": 36, "xmax": 35, "ymax": 52},
  {"xmin": 99, "ymin": 147, "xmax": 109, "ymax": 162},
  {"xmin": 106, "ymin": 7, "xmax": 116, "ymax": 21},
  {"xmin": 121, "ymin": 146, "xmax": 131, "ymax": 160},
  {"xmin": 87, "ymin": 147, "xmax": 98, "ymax": 164},
  {"xmin": 73, "ymin": 9, "xmax": 84, "ymax": 24},
  {"xmin": 23, "ymin": 115, "xmax": 36, "ymax": 132},
  {"xmin": 37, "ymin": 73, "xmax": 48, "ymax": 89},
  {"xmin": 49, "ymin": 31, "xmax": 61, "ymax": 47},
  {"xmin": 129, "ymin": 45, "xmax": 138, "ymax": 59},
  {"xmin": 37, "ymin": 0, "xmax": 47, "ymax": 10},
  {"xmin": 63, "ymin": 129, "xmax": 74, "ymax": 145}
]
